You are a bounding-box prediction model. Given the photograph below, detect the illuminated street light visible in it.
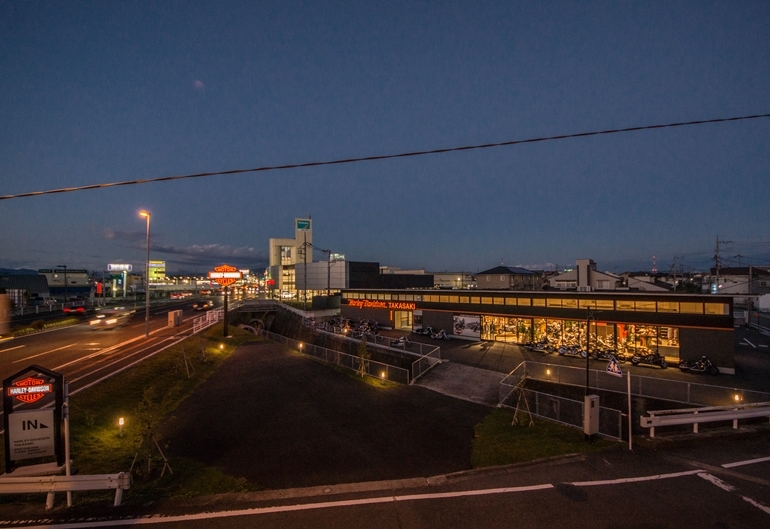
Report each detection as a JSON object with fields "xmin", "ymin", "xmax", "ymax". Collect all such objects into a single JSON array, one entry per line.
[{"xmin": 139, "ymin": 210, "xmax": 151, "ymax": 339}]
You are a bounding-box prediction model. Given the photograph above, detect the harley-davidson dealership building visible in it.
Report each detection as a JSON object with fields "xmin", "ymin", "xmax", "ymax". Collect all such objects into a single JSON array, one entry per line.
[{"xmin": 339, "ymin": 289, "xmax": 736, "ymax": 374}]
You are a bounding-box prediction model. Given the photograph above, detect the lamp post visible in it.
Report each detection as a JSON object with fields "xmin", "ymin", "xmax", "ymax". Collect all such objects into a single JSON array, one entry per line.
[
  {"xmin": 57, "ymin": 265, "xmax": 68, "ymax": 303},
  {"xmin": 139, "ymin": 211, "xmax": 151, "ymax": 339}
]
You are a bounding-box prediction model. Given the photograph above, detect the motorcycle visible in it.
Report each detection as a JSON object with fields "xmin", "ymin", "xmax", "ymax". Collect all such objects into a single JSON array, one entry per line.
[
  {"xmin": 630, "ymin": 351, "xmax": 667, "ymax": 369},
  {"xmin": 431, "ymin": 329, "xmax": 451, "ymax": 340},
  {"xmin": 558, "ymin": 344, "xmax": 587, "ymax": 358},
  {"xmin": 590, "ymin": 349, "xmax": 619, "ymax": 361},
  {"xmin": 412, "ymin": 326, "xmax": 433, "ymax": 336},
  {"xmin": 390, "ymin": 335, "xmax": 413, "ymax": 348},
  {"xmin": 678, "ymin": 356, "xmax": 719, "ymax": 375}
]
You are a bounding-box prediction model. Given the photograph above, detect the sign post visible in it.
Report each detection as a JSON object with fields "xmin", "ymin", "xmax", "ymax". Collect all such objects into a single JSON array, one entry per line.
[
  {"xmin": 208, "ymin": 264, "xmax": 242, "ymax": 337},
  {"xmin": 3, "ymin": 365, "xmax": 65, "ymax": 475}
]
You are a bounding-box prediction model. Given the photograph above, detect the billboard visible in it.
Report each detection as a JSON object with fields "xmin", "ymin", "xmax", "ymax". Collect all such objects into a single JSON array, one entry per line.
[{"xmin": 453, "ymin": 314, "xmax": 481, "ymax": 339}]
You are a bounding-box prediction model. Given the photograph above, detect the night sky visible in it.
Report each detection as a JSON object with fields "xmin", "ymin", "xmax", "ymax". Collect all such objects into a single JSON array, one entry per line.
[{"xmin": 1, "ymin": 1, "xmax": 769, "ymax": 276}]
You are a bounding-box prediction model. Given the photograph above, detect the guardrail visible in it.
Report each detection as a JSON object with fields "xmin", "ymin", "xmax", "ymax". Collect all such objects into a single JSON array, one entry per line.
[
  {"xmin": 640, "ymin": 402, "xmax": 770, "ymax": 438},
  {"xmin": 0, "ymin": 472, "xmax": 130, "ymax": 509}
]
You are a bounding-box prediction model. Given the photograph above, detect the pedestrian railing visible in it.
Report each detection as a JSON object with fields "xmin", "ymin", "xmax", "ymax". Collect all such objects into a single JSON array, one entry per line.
[
  {"xmin": 500, "ymin": 361, "xmax": 770, "ymax": 408},
  {"xmin": 641, "ymin": 402, "xmax": 770, "ymax": 438},
  {"xmin": 192, "ymin": 308, "xmax": 223, "ymax": 334},
  {"xmin": 259, "ymin": 328, "xmax": 411, "ymax": 385}
]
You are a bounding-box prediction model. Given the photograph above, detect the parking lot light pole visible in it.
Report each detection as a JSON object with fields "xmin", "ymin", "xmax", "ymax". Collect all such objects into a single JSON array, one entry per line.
[{"xmin": 139, "ymin": 210, "xmax": 151, "ymax": 339}]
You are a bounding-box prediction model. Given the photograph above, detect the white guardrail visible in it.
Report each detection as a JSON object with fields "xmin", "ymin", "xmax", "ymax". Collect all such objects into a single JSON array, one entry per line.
[
  {"xmin": 0, "ymin": 472, "xmax": 131, "ymax": 509},
  {"xmin": 641, "ymin": 402, "xmax": 770, "ymax": 438}
]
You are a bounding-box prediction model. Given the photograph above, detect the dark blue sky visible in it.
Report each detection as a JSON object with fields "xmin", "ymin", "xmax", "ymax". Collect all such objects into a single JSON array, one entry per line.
[{"xmin": 1, "ymin": 1, "xmax": 769, "ymax": 275}]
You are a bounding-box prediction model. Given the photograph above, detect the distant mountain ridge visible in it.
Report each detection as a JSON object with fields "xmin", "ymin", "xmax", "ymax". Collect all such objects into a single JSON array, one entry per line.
[{"xmin": 0, "ymin": 268, "xmax": 39, "ymax": 275}]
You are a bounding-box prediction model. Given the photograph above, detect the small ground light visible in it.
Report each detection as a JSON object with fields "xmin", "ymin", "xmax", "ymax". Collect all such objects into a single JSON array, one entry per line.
[
  {"xmin": 546, "ymin": 369, "xmax": 551, "ymax": 376},
  {"xmin": 299, "ymin": 343, "xmax": 303, "ymax": 349},
  {"xmin": 734, "ymin": 394, "xmax": 743, "ymax": 402},
  {"xmin": 118, "ymin": 417, "xmax": 124, "ymax": 437},
  {"xmin": 219, "ymin": 344, "xmax": 224, "ymax": 350}
]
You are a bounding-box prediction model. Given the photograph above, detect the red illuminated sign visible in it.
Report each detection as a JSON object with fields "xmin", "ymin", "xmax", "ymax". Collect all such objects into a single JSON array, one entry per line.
[
  {"xmin": 208, "ymin": 264, "xmax": 242, "ymax": 287},
  {"xmin": 7, "ymin": 377, "xmax": 53, "ymax": 404},
  {"xmin": 348, "ymin": 299, "xmax": 416, "ymax": 310}
]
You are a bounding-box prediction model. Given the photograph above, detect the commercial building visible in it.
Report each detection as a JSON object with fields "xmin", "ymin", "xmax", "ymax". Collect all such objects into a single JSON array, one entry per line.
[
  {"xmin": 268, "ymin": 218, "xmax": 313, "ymax": 299},
  {"xmin": 339, "ymin": 288, "xmax": 735, "ymax": 373}
]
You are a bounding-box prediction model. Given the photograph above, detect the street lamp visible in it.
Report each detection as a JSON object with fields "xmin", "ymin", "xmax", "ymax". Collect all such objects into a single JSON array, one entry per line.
[{"xmin": 139, "ymin": 210, "xmax": 151, "ymax": 339}]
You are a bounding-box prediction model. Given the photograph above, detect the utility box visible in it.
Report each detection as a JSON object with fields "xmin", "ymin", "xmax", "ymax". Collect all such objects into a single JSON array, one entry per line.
[
  {"xmin": 583, "ymin": 395, "xmax": 600, "ymax": 436},
  {"xmin": 168, "ymin": 310, "xmax": 183, "ymax": 327}
]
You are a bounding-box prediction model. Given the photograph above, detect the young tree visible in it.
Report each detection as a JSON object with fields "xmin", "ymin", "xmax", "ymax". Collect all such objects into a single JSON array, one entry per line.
[{"xmin": 357, "ymin": 336, "xmax": 370, "ymax": 377}]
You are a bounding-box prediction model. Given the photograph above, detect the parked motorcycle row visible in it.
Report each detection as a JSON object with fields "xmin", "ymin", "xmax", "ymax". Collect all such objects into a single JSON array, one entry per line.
[
  {"xmin": 412, "ymin": 326, "xmax": 451, "ymax": 340},
  {"xmin": 522, "ymin": 336, "xmax": 670, "ymax": 369}
]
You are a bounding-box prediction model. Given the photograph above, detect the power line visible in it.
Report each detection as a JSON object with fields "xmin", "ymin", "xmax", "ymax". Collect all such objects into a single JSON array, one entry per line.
[{"xmin": 2, "ymin": 112, "xmax": 770, "ymax": 201}]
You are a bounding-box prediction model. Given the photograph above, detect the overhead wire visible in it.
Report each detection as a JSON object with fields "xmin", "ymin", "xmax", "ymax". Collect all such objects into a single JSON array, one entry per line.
[{"xmin": 1, "ymin": 112, "xmax": 770, "ymax": 201}]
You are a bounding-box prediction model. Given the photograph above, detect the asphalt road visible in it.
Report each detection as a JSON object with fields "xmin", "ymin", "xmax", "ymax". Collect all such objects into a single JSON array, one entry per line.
[{"xmin": 0, "ymin": 299, "xmax": 216, "ymax": 431}]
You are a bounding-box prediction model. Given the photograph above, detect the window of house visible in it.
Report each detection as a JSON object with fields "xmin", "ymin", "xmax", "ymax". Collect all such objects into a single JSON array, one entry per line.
[
  {"xmin": 481, "ymin": 297, "xmax": 493, "ymax": 304},
  {"xmin": 617, "ymin": 300, "xmax": 635, "ymax": 311},
  {"xmin": 547, "ymin": 298, "xmax": 562, "ymax": 307},
  {"xmin": 518, "ymin": 298, "xmax": 531, "ymax": 306},
  {"xmin": 562, "ymin": 299, "xmax": 579, "ymax": 308},
  {"xmin": 597, "ymin": 280, "xmax": 610, "ymax": 289},
  {"xmin": 494, "ymin": 297, "xmax": 505, "ymax": 305},
  {"xmin": 533, "ymin": 298, "xmax": 546, "ymax": 307},
  {"xmin": 486, "ymin": 275, "xmax": 490, "ymax": 281}
]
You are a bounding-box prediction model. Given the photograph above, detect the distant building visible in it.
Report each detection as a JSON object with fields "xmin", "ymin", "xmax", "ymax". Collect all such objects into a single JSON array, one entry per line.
[
  {"xmin": 476, "ymin": 266, "xmax": 543, "ymax": 290},
  {"xmin": 0, "ymin": 272, "xmax": 50, "ymax": 307},
  {"xmin": 549, "ymin": 259, "xmax": 622, "ymax": 291},
  {"xmin": 268, "ymin": 218, "xmax": 313, "ymax": 298},
  {"xmin": 704, "ymin": 266, "xmax": 770, "ymax": 295},
  {"xmin": 38, "ymin": 268, "xmax": 91, "ymax": 298}
]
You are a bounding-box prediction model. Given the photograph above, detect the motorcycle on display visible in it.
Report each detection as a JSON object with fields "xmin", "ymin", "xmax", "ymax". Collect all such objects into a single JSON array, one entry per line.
[
  {"xmin": 590, "ymin": 349, "xmax": 619, "ymax": 362},
  {"xmin": 412, "ymin": 326, "xmax": 433, "ymax": 336},
  {"xmin": 630, "ymin": 351, "xmax": 667, "ymax": 369},
  {"xmin": 431, "ymin": 329, "xmax": 451, "ymax": 340},
  {"xmin": 558, "ymin": 344, "xmax": 587, "ymax": 358},
  {"xmin": 678, "ymin": 356, "xmax": 719, "ymax": 375}
]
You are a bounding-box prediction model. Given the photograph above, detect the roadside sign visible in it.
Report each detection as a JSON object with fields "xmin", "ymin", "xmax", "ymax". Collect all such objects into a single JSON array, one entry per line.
[
  {"xmin": 208, "ymin": 264, "xmax": 242, "ymax": 287},
  {"xmin": 7, "ymin": 409, "xmax": 56, "ymax": 461},
  {"xmin": 3, "ymin": 365, "xmax": 65, "ymax": 473},
  {"xmin": 606, "ymin": 355, "xmax": 623, "ymax": 378}
]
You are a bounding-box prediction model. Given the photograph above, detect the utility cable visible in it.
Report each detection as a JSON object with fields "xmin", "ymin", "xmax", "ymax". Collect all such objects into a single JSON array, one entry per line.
[{"xmin": 2, "ymin": 112, "xmax": 769, "ymax": 201}]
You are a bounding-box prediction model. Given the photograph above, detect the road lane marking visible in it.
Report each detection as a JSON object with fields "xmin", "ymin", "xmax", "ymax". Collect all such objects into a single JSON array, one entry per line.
[
  {"xmin": 16, "ymin": 484, "xmax": 556, "ymax": 528},
  {"xmin": 12, "ymin": 343, "xmax": 76, "ymax": 362},
  {"xmin": 723, "ymin": 456, "xmax": 770, "ymax": 468},
  {"xmin": 742, "ymin": 495, "xmax": 770, "ymax": 515},
  {"xmin": 571, "ymin": 469, "xmax": 702, "ymax": 486},
  {"xmin": 16, "ymin": 469, "xmax": 720, "ymax": 528},
  {"xmin": 0, "ymin": 345, "xmax": 25, "ymax": 353},
  {"xmin": 698, "ymin": 472, "xmax": 736, "ymax": 491},
  {"xmin": 743, "ymin": 339, "xmax": 756, "ymax": 348}
]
